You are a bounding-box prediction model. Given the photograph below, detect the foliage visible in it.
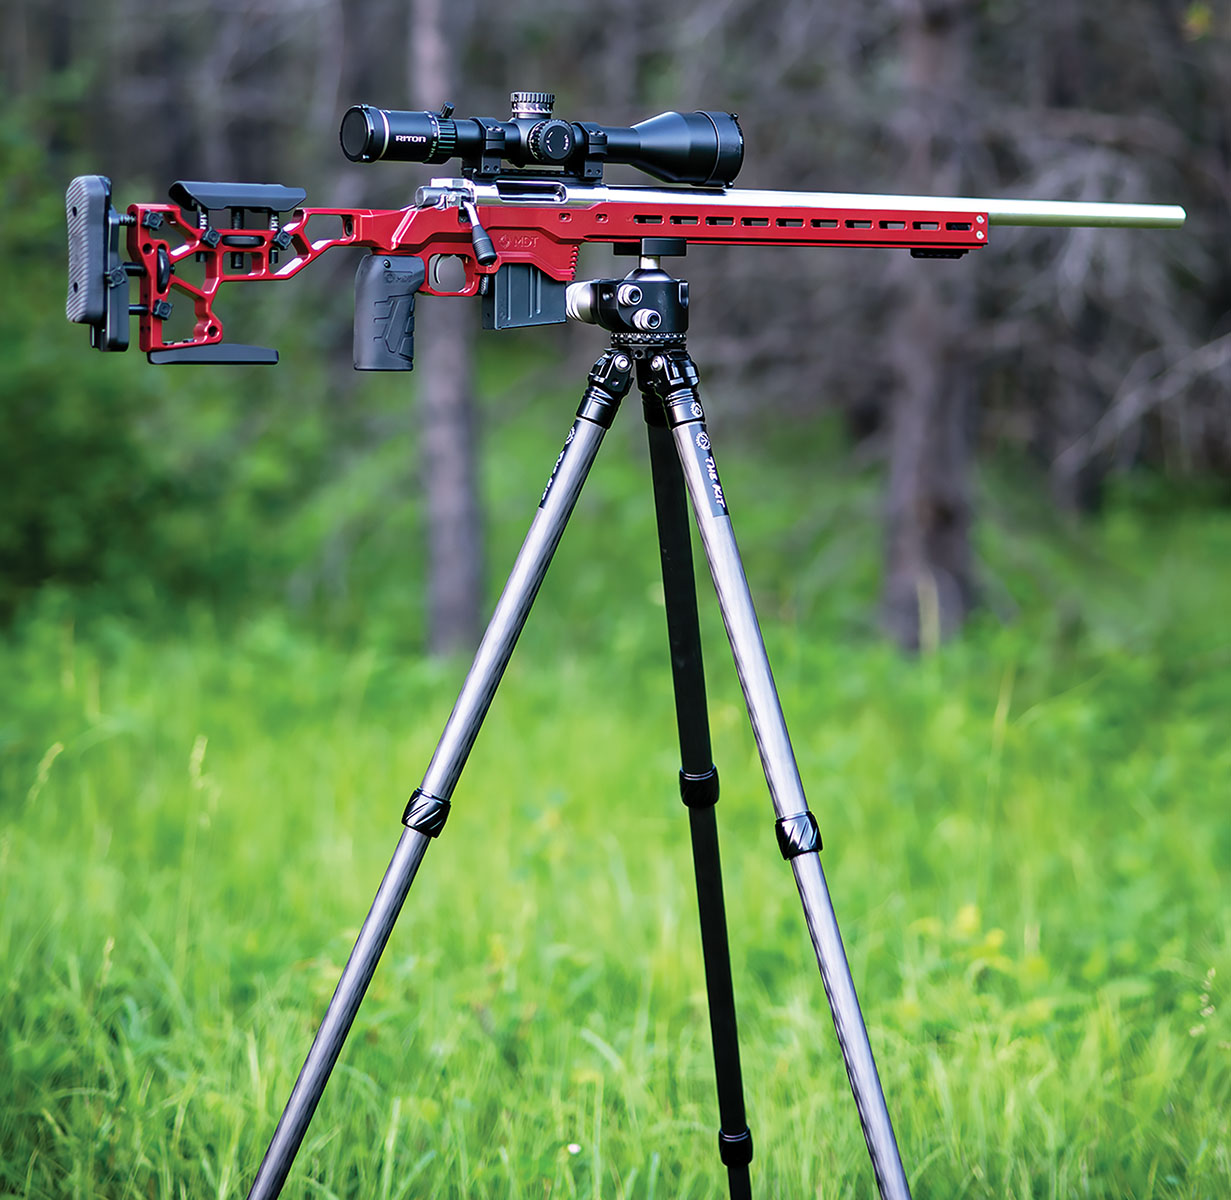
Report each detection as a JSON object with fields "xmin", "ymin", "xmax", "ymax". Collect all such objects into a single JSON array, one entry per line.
[
  {"xmin": 2, "ymin": 14, "xmax": 1229, "ymax": 1187},
  {"xmin": 0, "ymin": 112, "xmax": 164, "ymax": 620},
  {"xmin": 4, "ymin": 0, "xmax": 1229, "ymax": 641},
  {"xmin": 1, "ymin": 445, "xmax": 1228, "ymax": 1197},
  {"xmin": 0, "ymin": 95, "xmax": 438, "ymax": 633}
]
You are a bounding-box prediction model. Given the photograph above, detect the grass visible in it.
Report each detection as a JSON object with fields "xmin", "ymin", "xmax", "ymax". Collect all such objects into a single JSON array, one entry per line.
[{"xmin": 2, "ymin": 414, "xmax": 1230, "ymax": 1198}]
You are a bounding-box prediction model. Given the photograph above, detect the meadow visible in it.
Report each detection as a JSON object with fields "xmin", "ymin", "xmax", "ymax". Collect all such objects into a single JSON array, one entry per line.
[{"xmin": 2, "ymin": 409, "xmax": 1229, "ymax": 1198}]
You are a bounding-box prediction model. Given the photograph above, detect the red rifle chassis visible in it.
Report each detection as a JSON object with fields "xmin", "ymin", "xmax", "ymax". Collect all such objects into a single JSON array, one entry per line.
[
  {"xmin": 125, "ymin": 186, "xmax": 988, "ymax": 357},
  {"xmin": 68, "ymin": 170, "xmax": 1184, "ymax": 363}
]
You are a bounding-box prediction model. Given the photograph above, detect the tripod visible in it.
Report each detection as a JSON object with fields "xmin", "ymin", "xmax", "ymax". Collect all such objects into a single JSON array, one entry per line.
[{"xmin": 246, "ymin": 241, "xmax": 912, "ymax": 1200}]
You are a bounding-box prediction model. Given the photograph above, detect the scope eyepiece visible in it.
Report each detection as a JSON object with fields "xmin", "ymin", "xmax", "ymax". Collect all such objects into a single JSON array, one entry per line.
[{"xmin": 339, "ymin": 93, "xmax": 743, "ymax": 186}]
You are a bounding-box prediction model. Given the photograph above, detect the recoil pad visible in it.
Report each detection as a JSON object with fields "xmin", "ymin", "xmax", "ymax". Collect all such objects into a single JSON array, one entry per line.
[
  {"xmin": 66, "ymin": 175, "xmax": 112, "ymax": 324},
  {"xmin": 66, "ymin": 174, "xmax": 130, "ymax": 351}
]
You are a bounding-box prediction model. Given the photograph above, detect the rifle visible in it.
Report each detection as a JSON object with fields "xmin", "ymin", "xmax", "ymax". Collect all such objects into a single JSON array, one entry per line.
[
  {"xmin": 64, "ymin": 93, "xmax": 1185, "ymax": 1200},
  {"xmin": 66, "ymin": 94, "xmax": 1184, "ymax": 365}
]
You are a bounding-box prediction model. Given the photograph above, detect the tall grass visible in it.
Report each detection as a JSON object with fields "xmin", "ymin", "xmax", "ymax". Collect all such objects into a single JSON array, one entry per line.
[{"xmin": 2, "ymin": 420, "xmax": 1229, "ymax": 1198}]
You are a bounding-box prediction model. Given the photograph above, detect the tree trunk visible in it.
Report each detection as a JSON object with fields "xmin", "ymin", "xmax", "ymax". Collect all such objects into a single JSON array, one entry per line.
[
  {"xmin": 410, "ymin": 0, "xmax": 484, "ymax": 655},
  {"xmin": 883, "ymin": 285, "xmax": 976, "ymax": 649},
  {"xmin": 881, "ymin": 0, "xmax": 977, "ymax": 651}
]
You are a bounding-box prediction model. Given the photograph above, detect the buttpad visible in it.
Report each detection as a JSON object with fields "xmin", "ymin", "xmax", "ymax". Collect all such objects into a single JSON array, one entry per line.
[
  {"xmin": 66, "ymin": 175, "xmax": 113, "ymax": 325},
  {"xmin": 65, "ymin": 174, "xmax": 130, "ymax": 351}
]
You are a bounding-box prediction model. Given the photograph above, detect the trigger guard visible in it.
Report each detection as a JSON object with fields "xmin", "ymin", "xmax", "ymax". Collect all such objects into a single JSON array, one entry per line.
[{"xmin": 422, "ymin": 252, "xmax": 487, "ymax": 297}]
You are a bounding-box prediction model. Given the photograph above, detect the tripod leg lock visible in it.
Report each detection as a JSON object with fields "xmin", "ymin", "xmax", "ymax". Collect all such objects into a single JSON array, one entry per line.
[
  {"xmin": 775, "ymin": 810, "xmax": 823, "ymax": 859},
  {"xmin": 718, "ymin": 1124, "xmax": 754, "ymax": 1168},
  {"xmin": 679, "ymin": 765, "xmax": 720, "ymax": 809},
  {"xmin": 402, "ymin": 788, "xmax": 452, "ymax": 837},
  {"xmin": 576, "ymin": 348, "xmax": 634, "ymax": 428}
]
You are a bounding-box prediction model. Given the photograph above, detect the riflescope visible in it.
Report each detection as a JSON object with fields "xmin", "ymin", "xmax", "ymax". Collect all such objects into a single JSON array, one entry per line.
[{"xmin": 339, "ymin": 90, "xmax": 743, "ymax": 186}]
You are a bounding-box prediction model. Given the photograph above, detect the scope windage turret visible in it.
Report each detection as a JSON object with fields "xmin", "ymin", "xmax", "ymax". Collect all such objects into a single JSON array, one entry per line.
[{"xmin": 339, "ymin": 91, "xmax": 743, "ymax": 186}]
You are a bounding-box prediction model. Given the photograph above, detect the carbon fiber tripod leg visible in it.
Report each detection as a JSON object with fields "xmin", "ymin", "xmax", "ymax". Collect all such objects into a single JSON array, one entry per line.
[
  {"xmin": 644, "ymin": 400, "xmax": 754, "ymax": 1200},
  {"xmin": 641, "ymin": 348, "xmax": 913, "ymax": 1200},
  {"xmin": 245, "ymin": 349, "xmax": 634, "ymax": 1200}
]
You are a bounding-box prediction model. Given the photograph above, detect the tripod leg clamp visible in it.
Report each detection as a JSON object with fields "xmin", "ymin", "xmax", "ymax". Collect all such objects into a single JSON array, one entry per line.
[
  {"xmin": 718, "ymin": 1125, "xmax": 754, "ymax": 1168},
  {"xmin": 402, "ymin": 788, "xmax": 451, "ymax": 837},
  {"xmin": 775, "ymin": 810, "xmax": 822, "ymax": 859},
  {"xmin": 679, "ymin": 765, "xmax": 720, "ymax": 809}
]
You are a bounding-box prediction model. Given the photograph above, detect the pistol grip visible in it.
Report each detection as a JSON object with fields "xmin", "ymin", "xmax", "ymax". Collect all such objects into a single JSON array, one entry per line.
[{"xmin": 354, "ymin": 255, "xmax": 425, "ymax": 371}]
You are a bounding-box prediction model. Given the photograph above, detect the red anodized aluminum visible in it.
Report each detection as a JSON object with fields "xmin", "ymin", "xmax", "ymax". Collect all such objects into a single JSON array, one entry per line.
[{"xmin": 127, "ymin": 196, "xmax": 989, "ymax": 354}]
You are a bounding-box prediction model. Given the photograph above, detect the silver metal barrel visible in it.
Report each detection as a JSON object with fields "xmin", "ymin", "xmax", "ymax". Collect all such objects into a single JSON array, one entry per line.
[{"xmin": 470, "ymin": 179, "xmax": 1187, "ymax": 229}]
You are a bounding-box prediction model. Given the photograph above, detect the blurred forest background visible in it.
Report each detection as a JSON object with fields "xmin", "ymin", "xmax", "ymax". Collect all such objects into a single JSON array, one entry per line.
[
  {"xmin": 2, "ymin": 0, "xmax": 1228, "ymax": 649},
  {"xmin": 4, "ymin": 3, "xmax": 1231, "ymax": 1197}
]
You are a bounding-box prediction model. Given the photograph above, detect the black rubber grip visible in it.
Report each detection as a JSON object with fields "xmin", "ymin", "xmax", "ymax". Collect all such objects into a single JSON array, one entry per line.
[{"xmin": 353, "ymin": 255, "xmax": 425, "ymax": 371}]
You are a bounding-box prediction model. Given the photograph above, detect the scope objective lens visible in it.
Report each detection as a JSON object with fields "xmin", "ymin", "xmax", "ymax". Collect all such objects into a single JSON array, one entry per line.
[
  {"xmin": 340, "ymin": 105, "xmax": 458, "ymax": 164},
  {"xmin": 340, "ymin": 106, "xmax": 385, "ymax": 161}
]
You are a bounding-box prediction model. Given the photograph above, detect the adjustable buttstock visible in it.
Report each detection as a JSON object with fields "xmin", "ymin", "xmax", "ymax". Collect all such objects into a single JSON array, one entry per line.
[{"xmin": 353, "ymin": 254, "xmax": 424, "ymax": 370}]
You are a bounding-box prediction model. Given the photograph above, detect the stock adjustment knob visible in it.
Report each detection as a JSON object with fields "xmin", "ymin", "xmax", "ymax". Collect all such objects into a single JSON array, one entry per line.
[
  {"xmin": 528, "ymin": 119, "xmax": 575, "ymax": 164},
  {"xmin": 510, "ymin": 91, "xmax": 555, "ymax": 118}
]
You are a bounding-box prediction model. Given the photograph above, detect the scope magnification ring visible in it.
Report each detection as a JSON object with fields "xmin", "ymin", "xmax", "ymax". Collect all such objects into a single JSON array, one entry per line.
[
  {"xmin": 432, "ymin": 114, "xmax": 457, "ymax": 160},
  {"xmin": 407, "ymin": 111, "xmax": 445, "ymax": 160}
]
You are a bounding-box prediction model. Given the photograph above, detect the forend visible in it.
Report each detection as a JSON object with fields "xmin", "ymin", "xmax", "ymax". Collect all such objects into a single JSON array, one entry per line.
[{"xmin": 340, "ymin": 91, "xmax": 744, "ymax": 186}]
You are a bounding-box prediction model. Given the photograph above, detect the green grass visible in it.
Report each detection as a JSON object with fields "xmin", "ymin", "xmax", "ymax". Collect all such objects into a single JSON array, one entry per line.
[{"xmin": 2, "ymin": 420, "xmax": 1230, "ymax": 1198}]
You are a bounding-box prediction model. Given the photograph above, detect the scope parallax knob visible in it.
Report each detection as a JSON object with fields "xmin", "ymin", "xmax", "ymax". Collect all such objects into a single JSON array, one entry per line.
[
  {"xmin": 510, "ymin": 91, "xmax": 555, "ymax": 118},
  {"xmin": 528, "ymin": 119, "xmax": 575, "ymax": 164}
]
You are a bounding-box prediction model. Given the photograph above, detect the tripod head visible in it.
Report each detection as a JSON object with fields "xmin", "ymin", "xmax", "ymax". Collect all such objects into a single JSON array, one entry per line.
[{"xmin": 340, "ymin": 91, "xmax": 744, "ymax": 186}]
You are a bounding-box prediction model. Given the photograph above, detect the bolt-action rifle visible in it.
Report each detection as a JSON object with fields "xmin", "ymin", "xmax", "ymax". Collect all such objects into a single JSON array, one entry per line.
[{"xmin": 66, "ymin": 91, "xmax": 1185, "ymax": 367}]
